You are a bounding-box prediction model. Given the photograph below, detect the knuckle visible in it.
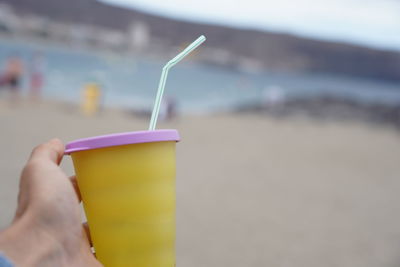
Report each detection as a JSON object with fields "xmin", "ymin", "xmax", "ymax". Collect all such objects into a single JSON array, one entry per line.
[
  {"xmin": 32, "ymin": 143, "xmax": 48, "ymax": 155},
  {"xmin": 22, "ymin": 161, "xmax": 38, "ymax": 176},
  {"xmin": 22, "ymin": 159, "xmax": 44, "ymax": 176}
]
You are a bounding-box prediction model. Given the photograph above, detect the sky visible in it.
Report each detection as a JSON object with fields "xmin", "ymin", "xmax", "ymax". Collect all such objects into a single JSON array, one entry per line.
[{"xmin": 101, "ymin": 0, "xmax": 400, "ymax": 51}]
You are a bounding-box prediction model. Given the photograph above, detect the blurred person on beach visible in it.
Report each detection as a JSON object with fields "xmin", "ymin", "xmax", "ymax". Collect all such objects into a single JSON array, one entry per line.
[
  {"xmin": 0, "ymin": 54, "xmax": 24, "ymax": 103},
  {"xmin": 159, "ymin": 96, "xmax": 177, "ymax": 121},
  {"xmin": 29, "ymin": 51, "xmax": 46, "ymax": 101},
  {"xmin": 262, "ymin": 85, "xmax": 285, "ymax": 115},
  {"xmin": 0, "ymin": 139, "xmax": 102, "ymax": 267},
  {"xmin": 166, "ymin": 97, "xmax": 177, "ymax": 120}
]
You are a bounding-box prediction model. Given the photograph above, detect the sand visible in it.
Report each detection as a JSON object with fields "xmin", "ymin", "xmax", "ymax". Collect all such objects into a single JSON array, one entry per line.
[{"xmin": 1, "ymin": 99, "xmax": 400, "ymax": 267}]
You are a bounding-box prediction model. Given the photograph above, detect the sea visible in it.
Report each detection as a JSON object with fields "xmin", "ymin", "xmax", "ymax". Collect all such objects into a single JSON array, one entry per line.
[{"xmin": 0, "ymin": 39, "xmax": 399, "ymax": 114}]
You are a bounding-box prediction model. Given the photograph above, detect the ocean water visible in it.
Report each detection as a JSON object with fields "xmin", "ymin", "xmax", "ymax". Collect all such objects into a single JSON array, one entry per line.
[{"xmin": 0, "ymin": 39, "xmax": 399, "ymax": 113}]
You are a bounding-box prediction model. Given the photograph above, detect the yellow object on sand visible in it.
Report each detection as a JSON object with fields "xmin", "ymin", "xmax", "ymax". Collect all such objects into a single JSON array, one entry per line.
[{"xmin": 82, "ymin": 83, "xmax": 101, "ymax": 116}]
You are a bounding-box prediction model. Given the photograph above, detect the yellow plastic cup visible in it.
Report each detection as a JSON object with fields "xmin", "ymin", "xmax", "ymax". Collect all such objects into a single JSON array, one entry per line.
[{"xmin": 66, "ymin": 130, "xmax": 180, "ymax": 267}]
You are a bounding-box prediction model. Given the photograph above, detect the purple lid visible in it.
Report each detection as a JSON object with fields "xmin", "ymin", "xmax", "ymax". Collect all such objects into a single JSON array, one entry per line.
[{"xmin": 65, "ymin": 129, "xmax": 180, "ymax": 154}]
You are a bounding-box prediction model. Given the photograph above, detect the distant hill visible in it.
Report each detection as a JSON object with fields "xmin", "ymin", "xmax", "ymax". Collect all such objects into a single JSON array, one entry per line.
[{"xmin": 1, "ymin": 0, "xmax": 400, "ymax": 81}]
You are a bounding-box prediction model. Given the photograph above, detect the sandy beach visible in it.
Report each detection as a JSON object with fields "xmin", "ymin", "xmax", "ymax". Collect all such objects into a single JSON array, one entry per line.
[{"xmin": 1, "ymin": 99, "xmax": 400, "ymax": 267}]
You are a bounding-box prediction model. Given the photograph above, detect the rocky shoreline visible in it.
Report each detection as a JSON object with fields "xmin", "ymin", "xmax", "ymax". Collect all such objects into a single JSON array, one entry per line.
[{"xmin": 236, "ymin": 95, "xmax": 400, "ymax": 129}]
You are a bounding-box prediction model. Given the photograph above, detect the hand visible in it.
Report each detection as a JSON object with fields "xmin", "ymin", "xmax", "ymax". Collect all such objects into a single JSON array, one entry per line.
[{"xmin": 0, "ymin": 139, "xmax": 102, "ymax": 267}]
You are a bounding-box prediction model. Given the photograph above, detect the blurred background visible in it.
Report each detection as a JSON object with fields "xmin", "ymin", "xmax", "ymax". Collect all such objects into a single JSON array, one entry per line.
[{"xmin": 0, "ymin": 0, "xmax": 400, "ymax": 266}]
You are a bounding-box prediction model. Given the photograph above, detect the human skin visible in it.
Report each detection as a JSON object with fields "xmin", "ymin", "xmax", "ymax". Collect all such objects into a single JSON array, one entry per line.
[{"xmin": 0, "ymin": 139, "xmax": 102, "ymax": 267}]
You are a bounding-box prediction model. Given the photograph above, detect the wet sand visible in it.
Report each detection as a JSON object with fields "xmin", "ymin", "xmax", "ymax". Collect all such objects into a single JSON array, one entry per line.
[{"xmin": 1, "ymin": 99, "xmax": 400, "ymax": 267}]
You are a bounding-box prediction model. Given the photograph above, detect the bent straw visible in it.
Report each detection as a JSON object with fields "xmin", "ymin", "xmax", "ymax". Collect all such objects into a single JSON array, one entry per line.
[{"xmin": 149, "ymin": 35, "xmax": 206, "ymax": 130}]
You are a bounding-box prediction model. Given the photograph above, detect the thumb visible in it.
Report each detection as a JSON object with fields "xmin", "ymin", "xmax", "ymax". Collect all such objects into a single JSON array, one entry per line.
[
  {"xmin": 28, "ymin": 138, "xmax": 64, "ymax": 166},
  {"xmin": 14, "ymin": 139, "xmax": 65, "ymax": 220}
]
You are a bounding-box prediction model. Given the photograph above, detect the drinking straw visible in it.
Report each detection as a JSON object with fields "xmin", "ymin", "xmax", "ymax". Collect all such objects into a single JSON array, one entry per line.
[{"xmin": 148, "ymin": 35, "xmax": 206, "ymax": 130}]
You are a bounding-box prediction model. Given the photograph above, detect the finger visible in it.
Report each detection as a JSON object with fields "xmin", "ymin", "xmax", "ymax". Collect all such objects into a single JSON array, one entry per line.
[
  {"xmin": 69, "ymin": 175, "xmax": 82, "ymax": 202},
  {"xmin": 17, "ymin": 140, "xmax": 63, "ymax": 218},
  {"xmin": 29, "ymin": 138, "xmax": 64, "ymax": 165},
  {"xmin": 83, "ymin": 222, "xmax": 93, "ymax": 247}
]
